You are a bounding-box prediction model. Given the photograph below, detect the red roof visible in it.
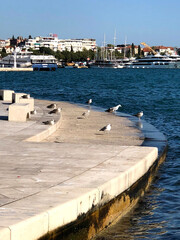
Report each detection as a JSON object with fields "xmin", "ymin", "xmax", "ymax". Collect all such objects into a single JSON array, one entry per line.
[
  {"xmin": 155, "ymin": 46, "xmax": 174, "ymax": 50},
  {"xmin": 143, "ymin": 47, "xmax": 151, "ymax": 52}
]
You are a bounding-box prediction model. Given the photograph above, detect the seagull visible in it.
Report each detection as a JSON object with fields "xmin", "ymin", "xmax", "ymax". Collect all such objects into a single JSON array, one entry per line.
[
  {"xmin": 47, "ymin": 103, "xmax": 57, "ymax": 109},
  {"xmin": 22, "ymin": 94, "xmax": 30, "ymax": 99},
  {"xmin": 99, "ymin": 124, "xmax": 112, "ymax": 132},
  {"xmin": 49, "ymin": 108, "xmax": 62, "ymax": 114},
  {"xmin": 105, "ymin": 104, "xmax": 122, "ymax": 113},
  {"xmin": 82, "ymin": 110, "xmax": 90, "ymax": 118},
  {"xmin": 86, "ymin": 99, "xmax": 92, "ymax": 104},
  {"xmin": 42, "ymin": 119, "xmax": 55, "ymax": 125},
  {"xmin": 134, "ymin": 111, "xmax": 143, "ymax": 119},
  {"xmin": 30, "ymin": 109, "xmax": 37, "ymax": 115}
]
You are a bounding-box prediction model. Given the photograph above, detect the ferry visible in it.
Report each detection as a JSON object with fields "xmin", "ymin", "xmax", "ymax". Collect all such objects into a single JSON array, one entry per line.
[
  {"xmin": 0, "ymin": 48, "xmax": 58, "ymax": 71},
  {"xmin": 31, "ymin": 55, "xmax": 57, "ymax": 71},
  {"xmin": 0, "ymin": 50, "xmax": 32, "ymax": 68}
]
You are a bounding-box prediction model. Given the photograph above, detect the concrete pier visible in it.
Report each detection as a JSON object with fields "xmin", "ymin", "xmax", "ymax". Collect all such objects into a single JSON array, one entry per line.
[
  {"xmin": 0, "ymin": 68, "xmax": 33, "ymax": 72},
  {"xmin": 0, "ymin": 99, "xmax": 167, "ymax": 240}
]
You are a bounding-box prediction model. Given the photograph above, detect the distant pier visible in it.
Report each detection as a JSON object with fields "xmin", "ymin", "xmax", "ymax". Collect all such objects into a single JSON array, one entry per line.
[{"xmin": 0, "ymin": 67, "xmax": 33, "ymax": 72}]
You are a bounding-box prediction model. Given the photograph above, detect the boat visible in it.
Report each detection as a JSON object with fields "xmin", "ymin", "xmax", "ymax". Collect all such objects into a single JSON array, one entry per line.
[
  {"xmin": 31, "ymin": 55, "xmax": 57, "ymax": 71},
  {"xmin": 89, "ymin": 59, "xmax": 117, "ymax": 68},
  {"xmin": 0, "ymin": 50, "xmax": 32, "ymax": 68},
  {"xmin": 124, "ymin": 53, "xmax": 180, "ymax": 69},
  {"xmin": 0, "ymin": 48, "xmax": 58, "ymax": 71}
]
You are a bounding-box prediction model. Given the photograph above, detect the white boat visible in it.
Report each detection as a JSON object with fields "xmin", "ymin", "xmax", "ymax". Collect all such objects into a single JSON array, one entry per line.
[
  {"xmin": 31, "ymin": 55, "xmax": 57, "ymax": 71},
  {"xmin": 0, "ymin": 50, "xmax": 32, "ymax": 68},
  {"xmin": 0, "ymin": 48, "xmax": 58, "ymax": 71},
  {"xmin": 124, "ymin": 53, "xmax": 180, "ymax": 69}
]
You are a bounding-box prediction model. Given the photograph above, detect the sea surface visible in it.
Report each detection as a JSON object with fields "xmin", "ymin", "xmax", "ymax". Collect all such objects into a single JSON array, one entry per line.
[{"xmin": 0, "ymin": 69, "xmax": 179, "ymax": 239}]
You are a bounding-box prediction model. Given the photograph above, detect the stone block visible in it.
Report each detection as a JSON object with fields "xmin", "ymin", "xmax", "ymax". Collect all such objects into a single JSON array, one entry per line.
[
  {"xmin": 0, "ymin": 227, "xmax": 10, "ymax": 240},
  {"xmin": 12, "ymin": 93, "xmax": 26, "ymax": 103},
  {"xmin": 0, "ymin": 89, "xmax": 14, "ymax": 102},
  {"xmin": 19, "ymin": 97, "xmax": 34, "ymax": 111},
  {"xmin": 8, "ymin": 103, "xmax": 30, "ymax": 122}
]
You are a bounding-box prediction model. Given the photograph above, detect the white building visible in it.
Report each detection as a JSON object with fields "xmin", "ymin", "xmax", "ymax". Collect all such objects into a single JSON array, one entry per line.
[
  {"xmin": 25, "ymin": 34, "xmax": 96, "ymax": 53},
  {"xmin": 82, "ymin": 39, "xmax": 96, "ymax": 51},
  {"xmin": 58, "ymin": 38, "xmax": 96, "ymax": 52},
  {"xmin": 58, "ymin": 39, "xmax": 82, "ymax": 52},
  {"xmin": 25, "ymin": 34, "xmax": 59, "ymax": 52},
  {"xmin": 0, "ymin": 39, "xmax": 10, "ymax": 51}
]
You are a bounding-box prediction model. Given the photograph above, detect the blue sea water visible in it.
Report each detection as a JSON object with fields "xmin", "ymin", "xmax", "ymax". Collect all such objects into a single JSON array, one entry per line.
[{"xmin": 0, "ymin": 69, "xmax": 179, "ymax": 239}]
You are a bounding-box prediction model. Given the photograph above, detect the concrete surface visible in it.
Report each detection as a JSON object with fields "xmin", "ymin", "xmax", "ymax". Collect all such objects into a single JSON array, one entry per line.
[
  {"xmin": 0, "ymin": 99, "xmax": 158, "ymax": 240},
  {"xmin": 0, "ymin": 68, "xmax": 33, "ymax": 72}
]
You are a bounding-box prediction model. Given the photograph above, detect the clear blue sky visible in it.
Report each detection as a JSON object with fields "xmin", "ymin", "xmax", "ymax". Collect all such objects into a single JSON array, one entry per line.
[{"xmin": 1, "ymin": 0, "xmax": 180, "ymax": 47}]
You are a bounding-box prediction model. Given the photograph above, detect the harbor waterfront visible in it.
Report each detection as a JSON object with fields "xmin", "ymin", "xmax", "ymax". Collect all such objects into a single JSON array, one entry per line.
[{"xmin": 0, "ymin": 69, "xmax": 179, "ymax": 239}]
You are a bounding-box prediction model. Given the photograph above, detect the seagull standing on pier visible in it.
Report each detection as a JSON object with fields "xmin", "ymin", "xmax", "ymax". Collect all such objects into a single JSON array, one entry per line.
[
  {"xmin": 47, "ymin": 103, "xmax": 57, "ymax": 109},
  {"xmin": 22, "ymin": 94, "xmax": 30, "ymax": 99},
  {"xmin": 82, "ymin": 110, "xmax": 90, "ymax": 118},
  {"xmin": 134, "ymin": 111, "xmax": 143, "ymax": 120},
  {"xmin": 42, "ymin": 119, "xmax": 55, "ymax": 125},
  {"xmin": 86, "ymin": 99, "xmax": 92, "ymax": 105},
  {"xmin": 99, "ymin": 124, "xmax": 112, "ymax": 133},
  {"xmin": 30, "ymin": 109, "xmax": 37, "ymax": 115},
  {"xmin": 49, "ymin": 108, "xmax": 62, "ymax": 114},
  {"xmin": 105, "ymin": 104, "xmax": 122, "ymax": 113}
]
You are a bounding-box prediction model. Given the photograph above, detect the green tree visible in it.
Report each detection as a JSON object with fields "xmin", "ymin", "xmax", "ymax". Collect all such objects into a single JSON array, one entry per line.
[
  {"xmin": 138, "ymin": 45, "xmax": 141, "ymax": 58},
  {"xmin": 131, "ymin": 43, "xmax": 135, "ymax": 57},
  {"xmin": 0, "ymin": 47, "xmax": 7, "ymax": 58}
]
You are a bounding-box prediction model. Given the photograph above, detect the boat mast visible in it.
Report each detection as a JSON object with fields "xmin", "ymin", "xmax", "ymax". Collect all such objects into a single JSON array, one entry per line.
[
  {"xmin": 114, "ymin": 29, "xmax": 116, "ymax": 60},
  {"xmin": 124, "ymin": 36, "xmax": 127, "ymax": 58},
  {"xmin": 13, "ymin": 47, "xmax": 17, "ymax": 68},
  {"xmin": 103, "ymin": 34, "xmax": 107, "ymax": 60}
]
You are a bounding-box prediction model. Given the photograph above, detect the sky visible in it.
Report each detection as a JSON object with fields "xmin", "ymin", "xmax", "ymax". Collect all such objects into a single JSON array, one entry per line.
[{"xmin": 1, "ymin": 0, "xmax": 180, "ymax": 47}]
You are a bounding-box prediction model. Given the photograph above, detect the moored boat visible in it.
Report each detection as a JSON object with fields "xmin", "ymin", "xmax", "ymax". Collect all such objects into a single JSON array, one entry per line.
[{"xmin": 124, "ymin": 53, "xmax": 180, "ymax": 69}]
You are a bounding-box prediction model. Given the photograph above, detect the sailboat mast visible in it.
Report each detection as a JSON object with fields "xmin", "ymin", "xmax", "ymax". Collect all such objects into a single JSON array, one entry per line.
[
  {"xmin": 104, "ymin": 34, "xmax": 107, "ymax": 60},
  {"xmin": 114, "ymin": 29, "xmax": 116, "ymax": 60},
  {"xmin": 124, "ymin": 36, "xmax": 127, "ymax": 58}
]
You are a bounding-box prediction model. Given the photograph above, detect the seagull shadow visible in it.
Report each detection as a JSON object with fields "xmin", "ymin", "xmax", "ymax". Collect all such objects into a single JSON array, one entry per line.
[
  {"xmin": 95, "ymin": 133, "xmax": 105, "ymax": 135},
  {"xmin": 2, "ymin": 103, "xmax": 11, "ymax": 105},
  {"xmin": 77, "ymin": 117, "xmax": 84, "ymax": 119}
]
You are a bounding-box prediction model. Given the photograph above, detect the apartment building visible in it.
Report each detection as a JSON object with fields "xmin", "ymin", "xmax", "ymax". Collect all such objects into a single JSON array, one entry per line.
[
  {"xmin": 0, "ymin": 39, "xmax": 10, "ymax": 51},
  {"xmin": 58, "ymin": 39, "xmax": 82, "ymax": 52},
  {"xmin": 25, "ymin": 35, "xmax": 59, "ymax": 52},
  {"xmin": 25, "ymin": 34, "xmax": 96, "ymax": 52}
]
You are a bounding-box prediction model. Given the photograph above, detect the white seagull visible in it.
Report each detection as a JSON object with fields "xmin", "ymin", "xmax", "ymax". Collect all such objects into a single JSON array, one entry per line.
[
  {"xmin": 82, "ymin": 110, "xmax": 90, "ymax": 118},
  {"xmin": 99, "ymin": 123, "xmax": 112, "ymax": 132},
  {"xmin": 42, "ymin": 119, "xmax": 55, "ymax": 125},
  {"xmin": 49, "ymin": 108, "xmax": 62, "ymax": 114},
  {"xmin": 30, "ymin": 109, "xmax": 37, "ymax": 115},
  {"xmin": 105, "ymin": 104, "xmax": 122, "ymax": 113},
  {"xmin": 22, "ymin": 94, "xmax": 30, "ymax": 99},
  {"xmin": 86, "ymin": 99, "xmax": 92, "ymax": 104},
  {"xmin": 47, "ymin": 103, "xmax": 57, "ymax": 109},
  {"xmin": 134, "ymin": 111, "xmax": 143, "ymax": 119}
]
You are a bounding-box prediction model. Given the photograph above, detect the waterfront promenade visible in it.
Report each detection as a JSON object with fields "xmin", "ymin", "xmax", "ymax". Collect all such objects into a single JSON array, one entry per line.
[
  {"xmin": 0, "ymin": 99, "xmax": 160, "ymax": 240},
  {"xmin": 0, "ymin": 68, "xmax": 33, "ymax": 72}
]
